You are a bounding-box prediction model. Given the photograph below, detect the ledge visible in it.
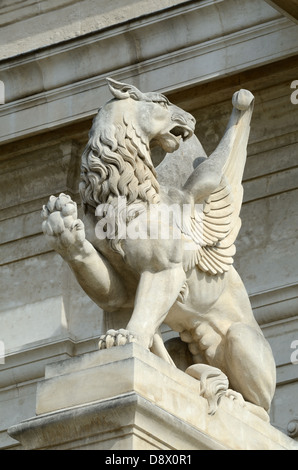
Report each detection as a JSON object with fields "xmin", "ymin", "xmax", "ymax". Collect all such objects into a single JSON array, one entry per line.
[
  {"xmin": 8, "ymin": 343, "xmax": 298, "ymax": 450},
  {"xmin": 265, "ymin": 0, "xmax": 298, "ymax": 24},
  {"xmin": 0, "ymin": 1, "xmax": 297, "ymax": 144}
]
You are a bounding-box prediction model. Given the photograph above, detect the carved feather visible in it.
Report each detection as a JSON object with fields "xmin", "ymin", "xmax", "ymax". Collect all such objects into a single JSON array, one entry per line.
[{"xmin": 180, "ymin": 90, "xmax": 254, "ymax": 274}]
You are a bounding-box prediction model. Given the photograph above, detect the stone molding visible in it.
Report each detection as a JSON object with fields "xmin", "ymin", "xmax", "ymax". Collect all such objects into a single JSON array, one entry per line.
[
  {"xmin": 1, "ymin": 1, "xmax": 297, "ymax": 144},
  {"xmin": 0, "ymin": 0, "xmax": 208, "ymax": 57},
  {"xmin": 265, "ymin": 0, "xmax": 298, "ymax": 24},
  {"xmin": 8, "ymin": 343, "xmax": 298, "ymax": 450},
  {"xmin": 8, "ymin": 393, "xmax": 227, "ymax": 450},
  {"xmin": 251, "ymin": 283, "xmax": 298, "ymax": 325}
]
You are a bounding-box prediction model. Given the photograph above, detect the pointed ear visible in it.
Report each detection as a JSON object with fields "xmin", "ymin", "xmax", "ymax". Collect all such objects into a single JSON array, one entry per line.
[{"xmin": 106, "ymin": 77, "xmax": 142, "ymax": 100}]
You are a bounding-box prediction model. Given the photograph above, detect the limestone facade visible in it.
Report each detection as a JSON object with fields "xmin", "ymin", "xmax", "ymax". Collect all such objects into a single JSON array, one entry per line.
[{"xmin": 0, "ymin": 0, "xmax": 298, "ymax": 448}]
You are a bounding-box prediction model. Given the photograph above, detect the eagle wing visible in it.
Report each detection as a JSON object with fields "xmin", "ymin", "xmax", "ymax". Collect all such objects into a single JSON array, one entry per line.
[{"xmin": 181, "ymin": 90, "xmax": 254, "ymax": 275}]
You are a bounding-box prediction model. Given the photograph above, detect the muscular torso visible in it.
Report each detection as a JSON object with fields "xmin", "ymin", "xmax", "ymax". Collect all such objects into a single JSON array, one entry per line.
[{"xmin": 84, "ymin": 204, "xmax": 256, "ymax": 340}]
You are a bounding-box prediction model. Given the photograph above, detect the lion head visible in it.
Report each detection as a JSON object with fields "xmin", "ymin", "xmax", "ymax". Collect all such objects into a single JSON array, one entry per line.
[{"xmin": 79, "ymin": 78, "xmax": 195, "ymax": 213}]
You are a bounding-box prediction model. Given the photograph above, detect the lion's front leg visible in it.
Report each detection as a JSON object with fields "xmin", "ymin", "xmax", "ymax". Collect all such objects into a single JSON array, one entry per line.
[
  {"xmin": 41, "ymin": 193, "xmax": 128, "ymax": 310},
  {"xmin": 41, "ymin": 193, "xmax": 86, "ymax": 259},
  {"xmin": 99, "ymin": 267, "xmax": 186, "ymax": 356}
]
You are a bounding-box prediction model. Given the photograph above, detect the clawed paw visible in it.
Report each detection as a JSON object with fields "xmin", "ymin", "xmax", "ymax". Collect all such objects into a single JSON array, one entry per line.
[
  {"xmin": 224, "ymin": 389, "xmax": 269, "ymax": 421},
  {"xmin": 225, "ymin": 389, "xmax": 245, "ymax": 405},
  {"xmin": 41, "ymin": 193, "xmax": 85, "ymax": 255},
  {"xmin": 98, "ymin": 329, "xmax": 137, "ymax": 349}
]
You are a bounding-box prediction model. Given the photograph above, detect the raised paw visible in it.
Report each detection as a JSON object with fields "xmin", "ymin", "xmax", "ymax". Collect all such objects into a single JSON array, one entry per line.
[
  {"xmin": 41, "ymin": 193, "xmax": 85, "ymax": 257},
  {"xmin": 98, "ymin": 329, "xmax": 137, "ymax": 349}
]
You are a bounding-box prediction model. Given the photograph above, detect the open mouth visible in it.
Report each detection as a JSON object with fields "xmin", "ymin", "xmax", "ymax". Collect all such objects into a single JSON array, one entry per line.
[{"xmin": 169, "ymin": 125, "xmax": 193, "ymax": 141}]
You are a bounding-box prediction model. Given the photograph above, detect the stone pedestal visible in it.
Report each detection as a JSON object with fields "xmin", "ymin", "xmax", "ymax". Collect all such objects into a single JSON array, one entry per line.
[{"xmin": 8, "ymin": 344, "xmax": 298, "ymax": 450}]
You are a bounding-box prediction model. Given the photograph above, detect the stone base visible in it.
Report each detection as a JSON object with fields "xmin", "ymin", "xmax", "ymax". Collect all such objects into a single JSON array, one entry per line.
[{"xmin": 8, "ymin": 344, "xmax": 298, "ymax": 450}]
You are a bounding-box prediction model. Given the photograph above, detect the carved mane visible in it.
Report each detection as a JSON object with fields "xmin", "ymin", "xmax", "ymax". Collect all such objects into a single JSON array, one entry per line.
[{"xmin": 79, "ymin": 108, "xmax": 160, "ymax": 213}]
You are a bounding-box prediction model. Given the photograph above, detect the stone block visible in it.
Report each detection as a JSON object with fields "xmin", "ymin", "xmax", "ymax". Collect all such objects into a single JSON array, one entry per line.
[{"xmin": 8, "ymin": 344, "xmax": 298, "ymax": 450}]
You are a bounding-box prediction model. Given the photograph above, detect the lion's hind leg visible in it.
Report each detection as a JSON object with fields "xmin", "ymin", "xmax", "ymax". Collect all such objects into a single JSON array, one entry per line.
[
  {"xmin": 223, "ymin": 322, "xmax": 276, "ymax": 412},
  {"xmin": 180, "ymin": 317, "xmax": 275, "ymax": 417}
]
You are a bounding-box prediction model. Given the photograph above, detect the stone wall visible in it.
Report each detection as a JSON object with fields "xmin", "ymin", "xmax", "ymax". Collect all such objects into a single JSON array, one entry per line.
[{"xmin": 0, "ymin": 0, "xmax": 298, "ymax": 448}]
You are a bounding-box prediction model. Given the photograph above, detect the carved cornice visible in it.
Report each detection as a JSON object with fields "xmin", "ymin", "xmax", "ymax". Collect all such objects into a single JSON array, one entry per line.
[
  {"xmin": 0, "ymin": 1, "xmax": 297, "ymax": 144},
  {"xmin": 0, "ymin": 0, "xmax": 208, "ymax": 57},
  {"xmin": 0, "ymin": 336, "xmax": 99, "ymax": 390},
  {"xmin": 265, "ymin": 0, "xmax": 298, "ymax": 24},
  {"xmin": 251, "ymin": 284, "xmax": 298, "ymax": 326}
]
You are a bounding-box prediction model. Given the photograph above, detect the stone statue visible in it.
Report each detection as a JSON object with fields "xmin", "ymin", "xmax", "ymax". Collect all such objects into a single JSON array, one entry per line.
[{"xmin": 41, "ymin": 78, "xmax": 276, "ymax": 418}]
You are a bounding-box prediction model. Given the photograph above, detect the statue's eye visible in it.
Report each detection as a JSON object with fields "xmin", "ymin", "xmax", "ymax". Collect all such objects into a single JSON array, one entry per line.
[{"xmin": 157, "ymin": 101, "xmax": 167, "ymax": 108}]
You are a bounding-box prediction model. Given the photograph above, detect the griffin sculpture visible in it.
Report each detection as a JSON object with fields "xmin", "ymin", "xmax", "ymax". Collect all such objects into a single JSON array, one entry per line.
[{"xmin": 42, "ymin": 78, "xmax": 276, "ymax": 417}]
